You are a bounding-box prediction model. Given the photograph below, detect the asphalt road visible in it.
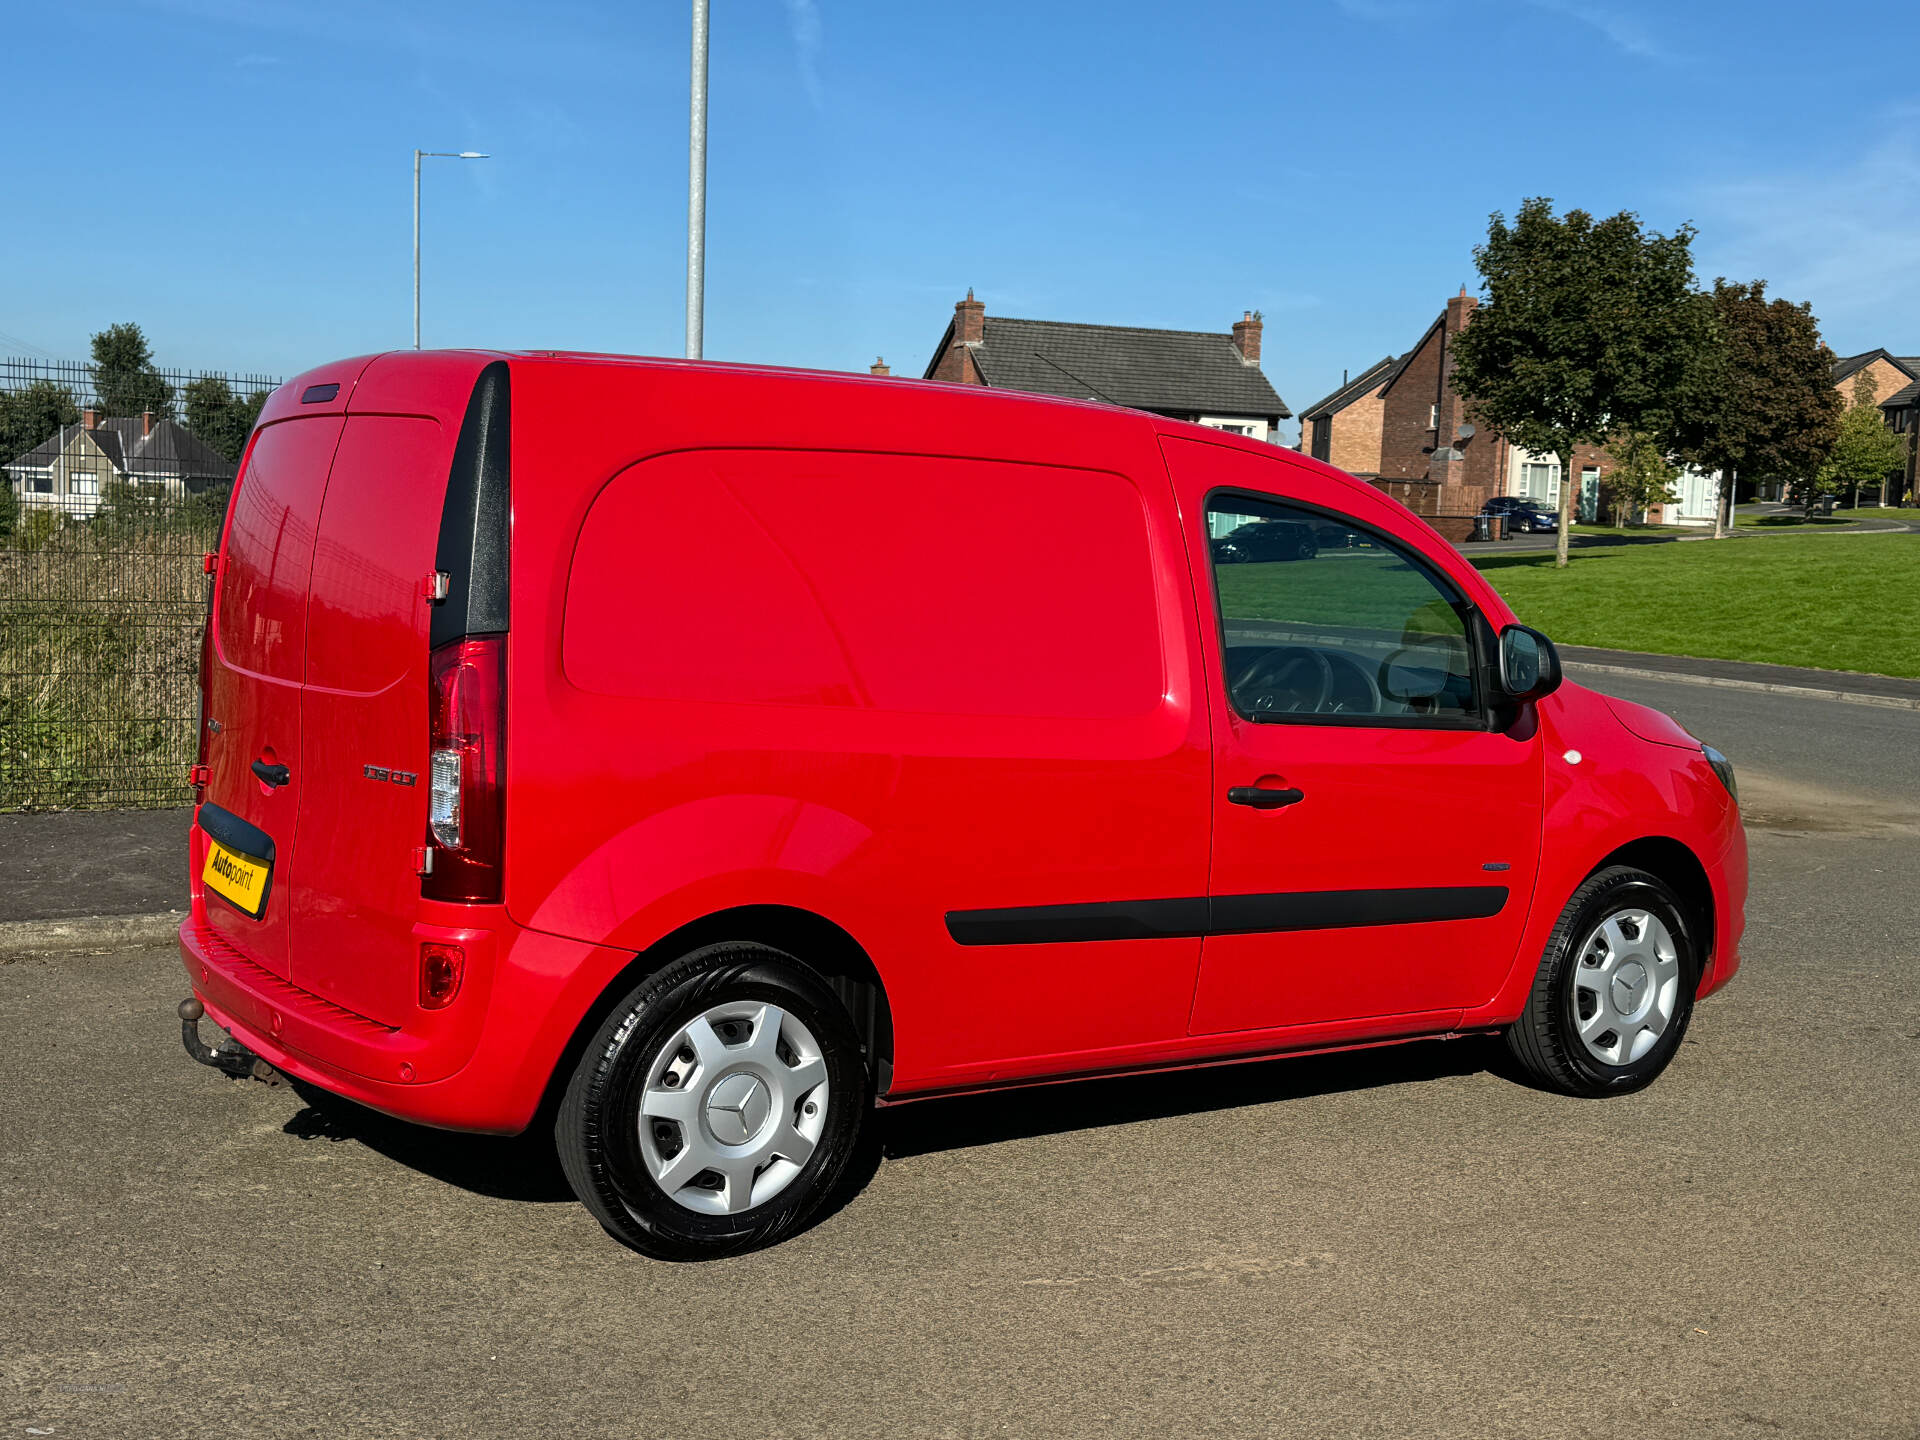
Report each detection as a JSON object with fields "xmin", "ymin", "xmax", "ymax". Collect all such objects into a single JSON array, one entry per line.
[{"xmin": 5, "ymin": 679, "xmax": 1918, "ymax": 1439}]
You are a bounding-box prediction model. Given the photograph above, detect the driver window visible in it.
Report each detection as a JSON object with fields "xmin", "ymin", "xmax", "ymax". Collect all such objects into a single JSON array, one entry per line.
[{"xmin": 1206, "ymin": 494, "xmax": 1479, "ymax": 724}]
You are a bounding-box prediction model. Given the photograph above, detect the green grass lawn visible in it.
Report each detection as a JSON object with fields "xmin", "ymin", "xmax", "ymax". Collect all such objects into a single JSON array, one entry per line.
[
  {"xmin": 1472, "ymin": 533, "xmax": 1920, "ymax": 676},
  {"xmin": 1561, "ymin": 522, "xmax": 1694, "ymax": 539},
  {"xmin": 1737, "ymin": 506, "xmax": 1916, "ymax": 528}
]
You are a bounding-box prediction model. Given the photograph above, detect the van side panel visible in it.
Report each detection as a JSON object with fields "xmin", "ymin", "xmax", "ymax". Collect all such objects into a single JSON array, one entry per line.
[{"xmin": 507, "ymin": 361, "xmax": 1214, "ymax": 1093}]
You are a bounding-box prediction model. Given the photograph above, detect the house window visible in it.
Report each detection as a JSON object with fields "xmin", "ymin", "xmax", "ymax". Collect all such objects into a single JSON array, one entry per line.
[
  {"xmin": 28, "ymin": 475, "xmax": 53, "ymax": 494},
  {"xmin": 69, "ymin": 472, "xmax": 99, "ymax": 496},
  {"xmin": 1519, "ymin": 460, "xmax": 1560, "ymax": 501}
]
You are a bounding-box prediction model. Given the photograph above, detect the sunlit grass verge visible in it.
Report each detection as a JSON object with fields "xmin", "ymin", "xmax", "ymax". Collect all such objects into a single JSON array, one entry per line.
[{"xmin": 1472, "ymin": 533, "xmax": 1920, "ymax": 677}]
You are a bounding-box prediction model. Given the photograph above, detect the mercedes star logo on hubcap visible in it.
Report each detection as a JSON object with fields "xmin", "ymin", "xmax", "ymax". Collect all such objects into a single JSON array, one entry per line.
[{"xmin": 705, "ymin": 1072, "xmax": 772, "ymax": 1146}]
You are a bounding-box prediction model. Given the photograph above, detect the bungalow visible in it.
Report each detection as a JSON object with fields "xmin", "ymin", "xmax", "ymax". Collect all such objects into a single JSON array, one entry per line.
[{"xmin": 5, "ymin": 409, "xmax": 235, "ymax": 519}]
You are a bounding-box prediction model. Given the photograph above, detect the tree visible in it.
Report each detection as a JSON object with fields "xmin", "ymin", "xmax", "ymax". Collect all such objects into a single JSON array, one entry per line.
[
  {"xmin": 1448, "ymin": 198, "xmax": 1718, "ymax": 567},
  {"xmin": 183, "ymin": 376, "xmax": 269, "ymax": 464},
  {"xmin": 1807, "ymin": 372, "xmax": 1906, "ymax": 514},
  {"xmin": 0, "ymin": 378, "xmax": 81, "ymax": 465},
  {"xmin": 90, "ymin": 322, "xmax": 175, "ymax": 420},
  {"xmin": 1673, "ymin": 280, "xmax": 1842, "ymax": 536},
  {"xmin": 1602, "ymin": 432, "xmax": 1680, "ymax": 524},
  {"xmin": 0, "ymin": 470, "xmax": 16, "ymax": 540}
]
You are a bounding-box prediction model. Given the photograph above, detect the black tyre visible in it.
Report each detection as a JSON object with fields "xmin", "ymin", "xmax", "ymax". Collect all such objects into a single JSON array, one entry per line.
[
  {"xmin": 556, "ymin": 941, "xmax": 872, "ymax": 1259},
  {"xmin": 1504, "ymin": 866, "xmax": 1698, "ymax": 1097}
]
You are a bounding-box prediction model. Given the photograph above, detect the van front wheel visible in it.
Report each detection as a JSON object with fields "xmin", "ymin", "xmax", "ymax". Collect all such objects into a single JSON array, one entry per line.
[
  {"xmin": 1504, "ymin": 866, "xmax": 1699, "ymax": 1098},
  {"xmin": 556, "ymin": 942, "xmax": 872, "ymax": 1259}
]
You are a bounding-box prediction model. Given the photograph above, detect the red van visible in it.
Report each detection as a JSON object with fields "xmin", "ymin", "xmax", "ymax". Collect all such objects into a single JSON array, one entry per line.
[{"xmin": 178, "ymin": 351, "xmax": 1746, "ymax": 1258}]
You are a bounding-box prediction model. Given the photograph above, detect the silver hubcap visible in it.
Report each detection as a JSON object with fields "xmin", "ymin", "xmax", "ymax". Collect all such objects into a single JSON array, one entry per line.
[
  {"xmin": 636, "ymin": 1002, "xmax": 829, "ymax": 1216},
  {"xmin": 1570, "ymin": 907, "xmax": 1680, "ymax": 1066}
]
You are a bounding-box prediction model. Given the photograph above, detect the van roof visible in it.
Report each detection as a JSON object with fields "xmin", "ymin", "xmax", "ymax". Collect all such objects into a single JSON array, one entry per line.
[{"xmin": 268, "ymin": 349, "xmax": 1375, "ymax": 509}]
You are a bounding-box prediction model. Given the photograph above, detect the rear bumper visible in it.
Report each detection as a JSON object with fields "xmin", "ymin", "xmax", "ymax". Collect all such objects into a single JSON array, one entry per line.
[{"xmin": 178, "ymin": 912, "xmax": 626, "ymax": 1135}]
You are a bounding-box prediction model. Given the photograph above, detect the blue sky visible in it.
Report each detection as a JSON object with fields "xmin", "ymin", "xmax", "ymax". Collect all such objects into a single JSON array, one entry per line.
[{"xmin": 4, "ymin": 0, "xmax": 1916, "ymax": 441}]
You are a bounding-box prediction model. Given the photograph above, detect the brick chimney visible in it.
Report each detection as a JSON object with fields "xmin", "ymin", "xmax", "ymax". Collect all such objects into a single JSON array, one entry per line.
[
  {"xmin": 1444, "ymin": 285, "xmax": 1477, "ymax": 334},
  {"xmin": 954, "ymin": 288, "xmax": 985, "ymax": 346},
  {"xmin": 141, "ymin": 410, "xmax": 155, "ymax": 437},
  {"xmin": 869, "ymin": 356, "xmax": 891, "ymax": 376},
  {"xmin": 81, "ymin": 407, "xmax": 99, "ymax": 430},
  {"xmin": 1231, "ymin": 310, "xmax": 1263, "ymax": 365}
]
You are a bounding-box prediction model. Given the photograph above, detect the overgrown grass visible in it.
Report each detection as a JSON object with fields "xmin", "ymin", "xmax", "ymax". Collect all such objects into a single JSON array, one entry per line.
[
  {"xmin": 1472, "ymin": 533, "xmax": 1920, "ymax": 676},
  {"xmin": 0, "ymin": 517, "xmax": 212, "ymax": 809}
]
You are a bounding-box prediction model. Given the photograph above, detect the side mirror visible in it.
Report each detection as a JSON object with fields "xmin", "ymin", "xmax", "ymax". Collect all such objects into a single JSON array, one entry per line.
[{"xmin": 1498, "ymin": 624, "xmax": 1562, "ymax": 702}]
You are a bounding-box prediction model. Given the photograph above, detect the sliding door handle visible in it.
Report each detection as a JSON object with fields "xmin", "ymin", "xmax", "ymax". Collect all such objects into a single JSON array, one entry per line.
[{"xmin": 1228, "ymin": 785, "xmax": 1304, "ymax": 810}]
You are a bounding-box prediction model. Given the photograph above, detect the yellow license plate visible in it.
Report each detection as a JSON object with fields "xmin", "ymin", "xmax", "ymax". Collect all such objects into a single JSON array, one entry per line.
[{"xmin": 202, "ymin": 837, "xmax": 271, "ymax": 918}]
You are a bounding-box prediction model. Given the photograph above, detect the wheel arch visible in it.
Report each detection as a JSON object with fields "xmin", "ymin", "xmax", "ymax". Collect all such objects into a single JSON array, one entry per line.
[
  {"xmin": 536, "ymin": 904, "xmax": 897, "ymax": 1126},
  {"xmin": 1594, "ymin": 836, "xmax": 1715, "ymax": 981}
]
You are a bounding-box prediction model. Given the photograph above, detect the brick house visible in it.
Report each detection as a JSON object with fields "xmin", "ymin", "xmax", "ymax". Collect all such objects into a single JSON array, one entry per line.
[
  {"xmin": 1296, "ymin": 355, "xmax": 1397, "ymax": 475},
  {"xmin": 1831, "ymin": 349, "xmax": 1918, "ymax": 408},
  {"xmin": 5, "ymin": 409, "xmax": 236, "ymax": 520},
  {"xmin": 1826, "ymin": 350, "xmax": 1918, "ymax": 506},
  {"xmin": 920, "ymin": 291, "xmax": 1288, "ymax": 440},
  {"xmin": 1303, "ymin": 287, "xmax": 1725, "ymax": 535},
  {"xmin": 1880, "ymin": 378, "xmax": 1919, "ymax": 506}
]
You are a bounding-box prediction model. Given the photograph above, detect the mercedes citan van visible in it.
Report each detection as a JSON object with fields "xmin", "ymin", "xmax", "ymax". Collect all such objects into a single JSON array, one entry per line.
[{"xmin": 178, "ymin": 352, "xmax": 1746, "ymax": 1258}]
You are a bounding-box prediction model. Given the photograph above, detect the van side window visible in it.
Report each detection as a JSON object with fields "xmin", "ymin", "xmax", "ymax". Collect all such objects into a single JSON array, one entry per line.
[{"xmin": 1206, "ymin": 494, "xmax": 1479, "ymax": 724}]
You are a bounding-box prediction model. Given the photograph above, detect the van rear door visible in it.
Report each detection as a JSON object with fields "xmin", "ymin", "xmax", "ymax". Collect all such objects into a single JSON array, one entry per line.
[
  {"xmin": 199, "ymin": 413, "xmax": 346, "ymax": 977},
  {"xmin": 290, "ymin": 357, "xmax": 500, "ymax": 1026}
]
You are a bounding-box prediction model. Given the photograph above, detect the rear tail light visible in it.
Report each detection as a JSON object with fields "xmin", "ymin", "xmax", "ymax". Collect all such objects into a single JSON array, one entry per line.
[
  {"xmin": 419, "ymin": 941, "xmax": 466, "ymax": 1008},
  {"xmin": 423, "ymin": 635, "xmax": 505, "ymax": 902}
]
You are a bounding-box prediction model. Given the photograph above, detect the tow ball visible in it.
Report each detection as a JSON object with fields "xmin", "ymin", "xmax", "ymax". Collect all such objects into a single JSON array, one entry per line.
[{"xmin": 178, "ymin": 997, "xmax": 284, "ymax": 1086}]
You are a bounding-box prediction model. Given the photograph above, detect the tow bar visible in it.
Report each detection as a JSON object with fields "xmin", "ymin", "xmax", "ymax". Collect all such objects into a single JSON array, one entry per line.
[{"xmin": 178, "ymin": 997, "xmax": 284, "ymax": 1085}]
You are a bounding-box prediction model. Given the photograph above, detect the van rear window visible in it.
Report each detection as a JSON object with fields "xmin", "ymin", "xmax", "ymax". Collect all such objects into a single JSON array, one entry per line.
[
  {"xmin": 564, "ymin": 450, "xmax": 1163, "ymax": 719},
  {"xmin": 216, "ymin": 417, "xmax": 344, "ymax": 682}
]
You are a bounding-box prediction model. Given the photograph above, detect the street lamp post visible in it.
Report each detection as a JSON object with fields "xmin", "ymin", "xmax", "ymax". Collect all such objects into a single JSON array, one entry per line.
[
  {"xmin": 686, "ymin": 0, "xmax": 709, "ymax": 359},
  {"xmin": 413, "ymin": 149, "xmax": 490, "ymax": 349}
]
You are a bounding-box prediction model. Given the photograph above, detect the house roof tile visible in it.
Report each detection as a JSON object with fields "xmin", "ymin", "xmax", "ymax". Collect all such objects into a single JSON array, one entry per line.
[
  {"xmin": 931, "ymin": 315, "xmax": 1288, "ymax": 420},
  {"xmin": 4, "ymin": 415, "xmax": 235, "ymax": 478},
  {"xmin": 1831, "ymin": 349, "xmax": 1920, "ymax": 386}
]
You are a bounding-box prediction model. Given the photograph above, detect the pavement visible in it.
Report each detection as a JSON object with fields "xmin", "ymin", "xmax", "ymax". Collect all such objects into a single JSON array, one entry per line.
[{"xmin": 3, "ymin": 662, "xmax": 1919, "ymax": 1436}]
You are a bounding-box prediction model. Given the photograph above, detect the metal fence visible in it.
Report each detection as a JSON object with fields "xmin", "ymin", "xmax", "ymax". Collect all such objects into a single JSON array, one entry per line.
[{"xmin": 1, "ymin": 358, "xmax": 281, "ymax": 810}]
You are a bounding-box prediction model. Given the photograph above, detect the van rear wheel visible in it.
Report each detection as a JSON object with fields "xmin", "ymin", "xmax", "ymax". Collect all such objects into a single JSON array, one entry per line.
[
  {"xmin": 556, "ymin": 942, "xmax": 871, "ymax": 1259},
  {"xmin": 1504, "ymin": 865, "xmax": 1699, "ymax": 1097}
]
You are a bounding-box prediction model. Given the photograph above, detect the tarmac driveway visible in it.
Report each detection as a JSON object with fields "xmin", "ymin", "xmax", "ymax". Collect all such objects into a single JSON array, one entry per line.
[{"xmin": 2, "ymin": 678, "xmax": 1917, "ymax": 1438}]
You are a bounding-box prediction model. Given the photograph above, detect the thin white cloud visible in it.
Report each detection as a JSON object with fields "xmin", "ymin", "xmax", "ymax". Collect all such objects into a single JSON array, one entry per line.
[
  {"xmin": 782, "ymin": 0, "xmax": 825, "ymax": 111},
  {"xmin": 1335, "ymin": 0, "xmax": 1671, "ymax": 59},
  {"xmin": 1334, "ymin": 0, "xmax": 1431, "ymax": 17},
  {"xmin": 233, "ymin": 52, "xmax": 280, "ymax": 67},
  {"xmin": 1694, "ymin": 135, "xmax": 1920, "ymax": 346},
  {"xmin": 1518, "ymin": 0, "xmax": 1669, "ymax": 60}
]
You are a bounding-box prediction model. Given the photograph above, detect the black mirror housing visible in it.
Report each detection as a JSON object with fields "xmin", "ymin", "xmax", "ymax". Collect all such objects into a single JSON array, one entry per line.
[{"xmin": 1498, "ymin": 624, "xmax": 1563, "ymax": 702}]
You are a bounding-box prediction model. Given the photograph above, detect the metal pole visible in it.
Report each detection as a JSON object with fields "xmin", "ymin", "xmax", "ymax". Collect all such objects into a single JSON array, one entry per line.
[
  {"xmin": 413, "ymin": 149, "xmax": 422, "ymax": 350},
  {"xmin": 686, "ymin": 0, "xmax": 710, "ymax": 359}
]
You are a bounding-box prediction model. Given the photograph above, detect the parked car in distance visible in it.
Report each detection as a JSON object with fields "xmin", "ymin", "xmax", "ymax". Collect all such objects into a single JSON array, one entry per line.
[
  {"xmin": 177, "ymin": 352, "xmax": 1747, "ymax": 1260},
  {"xmin": 1211, "ymin": 518, "xmax": 1318, "ymax": 562},
  {"xmin": 1482, "ymin": 495, "xmax": 1563, "ymax": 533}
]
